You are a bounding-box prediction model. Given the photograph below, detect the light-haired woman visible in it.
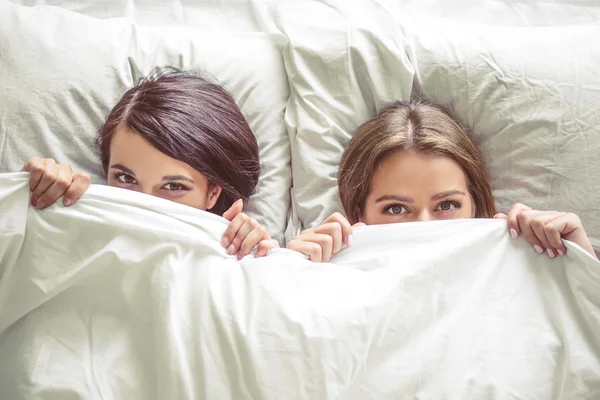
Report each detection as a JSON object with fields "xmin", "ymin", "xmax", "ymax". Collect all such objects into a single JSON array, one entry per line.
[{"xmin": 287, "ymin": 99, "xmax": 597, "ymax": 262}]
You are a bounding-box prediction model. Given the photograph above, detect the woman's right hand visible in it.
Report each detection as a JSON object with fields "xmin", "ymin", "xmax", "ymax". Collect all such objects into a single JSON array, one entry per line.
[
  {"xmin": 286, "ymin": 212, "xmax": 365, "ymax": 262},
  {"xmin": 22, "ymin": 157, "xmax": 91, "ymax": 209}
]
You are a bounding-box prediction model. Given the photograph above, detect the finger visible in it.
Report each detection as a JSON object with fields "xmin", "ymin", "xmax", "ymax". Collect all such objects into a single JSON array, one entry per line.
[
  {"xmin": 516, "ymin": 209, "xmax": 546, "ymax": 254},
  {"xmin": 256, "ymin": 239, "xmax": 279, "ymax": 258},
  {"xmin": 23, "ymin": 157, "xmax": 46, "ymax": 193},
  {"xmin": 36, "ymin": 164, "xmax": 74, "ymax": 209},
  {"xmin": 238, "ymin": 227, "xmax": 267, "ymax": 260},
  {"xmin": 222, "ymin": 199, "xmax": 244, "ymax": 221},
  {"xmin": 287, "ymin": 238, "xmax": 323, "ymax": 263},
  {"xmin": 493, "ymin": 213, "xmax": 508, "ymax": 219},
  {"xmin": 304, "ymin": 233, "xmax": 334, "ymax": 262},
  {"xmin": 31, "ymin": 159, "xmax": 60, "ymax": 208},
  {"xmin": 311, "ymin": 222, "xmax": 343, "ymax": 255},
  {"xmin": 543, "ymin": 216, "xmax": 569, "ymax": 257},
  {"xmin": 221, "ymin": 212, "xmax": 249, "ymax": 248},
  {"xmin": 506, "ymin": 203, "xmax": 532, "ymax": 238},
  {"xmin": 323, "ymin": 212, "xmax": 353, "ymax": 245},
  {"xmin": 62, "ymin": 173, "xmax": 91, "ymax": 206},
  {"xmin": 544, "ymin": 213, "xmax": 586, "ymax": 257},
  {"xmin": 529, "ymin": 212, "xmax": 565, "ymax": 258},
  {"xmin": 227, "ymin": 218, "xmax": 258, "ymax": 256}
]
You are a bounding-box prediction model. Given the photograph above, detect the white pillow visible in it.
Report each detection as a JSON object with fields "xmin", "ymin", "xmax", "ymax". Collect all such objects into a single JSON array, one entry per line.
[
  {"xmin": 403, "ymin": 14, "xmax": 600, "ymax": 251},
  {"xmin": 272, "ymin": 0, "xmax": 414, "ymax": 238},
  {"xmin": 0, "ymin": 1, "xmax": 291, "ymax": 243},
  {"xmin": 387, "ymin": 0, "xmax": 600, "ymax": 27},
  {"xmin": 10, "ymin": 0, "xmax": 277, "ymax": 32},
  {"xmin": 16, "ymin": 0, "xmax": 600, "ymax": 29}
]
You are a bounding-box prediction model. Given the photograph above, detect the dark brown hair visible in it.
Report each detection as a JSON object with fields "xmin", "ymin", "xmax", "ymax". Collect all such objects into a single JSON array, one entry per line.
[
  {"xmin": 97, "ymin": 67, "xmax": 260, "ymax": 215},
  {"xmin": 338, "ymin": 98, "xmax": 496, "ymax": 224}
]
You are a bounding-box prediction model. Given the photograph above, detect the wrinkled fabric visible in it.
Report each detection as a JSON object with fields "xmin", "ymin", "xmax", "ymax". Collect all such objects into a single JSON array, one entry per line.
[{"xmin": 1, "ymin": 173, "xmax": 599, "ymax": 400}]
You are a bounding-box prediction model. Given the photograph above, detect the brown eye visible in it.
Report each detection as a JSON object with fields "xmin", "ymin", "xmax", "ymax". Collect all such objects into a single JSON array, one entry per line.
[
  {"xmin": 164, "ymin": 183, "xmax": 187, "ymax": 191},
  {"xmin": 117, "ymin": 174, "xmax": 135, "ymax": 184}
]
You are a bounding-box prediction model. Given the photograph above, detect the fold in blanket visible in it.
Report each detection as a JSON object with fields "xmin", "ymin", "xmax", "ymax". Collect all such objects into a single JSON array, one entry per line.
[{"xmin": 0, "ymin": 173, "xmax": 599, "ymax": 399}]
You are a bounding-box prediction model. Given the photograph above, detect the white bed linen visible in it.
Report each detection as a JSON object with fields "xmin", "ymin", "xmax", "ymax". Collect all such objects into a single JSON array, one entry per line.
[{"xmin": 1, "ymin": 173, "xmax": 599, "ymax": 399}]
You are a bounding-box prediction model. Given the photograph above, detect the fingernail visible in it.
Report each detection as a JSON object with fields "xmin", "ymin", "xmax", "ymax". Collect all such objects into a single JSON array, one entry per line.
[
  {"xmin": 63, "ymin": 198, "xmax": 72, "ymax": 207},
  {"xmin": 510, "ymin": 229, "xmax": 518, "ymax": 239},
  {"xmin": 534, "ymin": 245, "xmax": 544, "ymax": 254},
  {"xmin": 35, "ymin": 202, "xmax": 45, "ymax": 210},
  {"xmin": 227, "ymin": 245, "xmax": 235, "ymax": 255},
  {"xmin": 557, "ymin": 250, "xmax": 565, "ymax": 257},
  {"xmin": 347, "ymin": 235, "xmax": 354, "ymax": 246},
  {"xmin": 547, "ymin": 248, "xmax": 555, "ymax": 258},
  {"xmin": 221, "ymin": 237, "xmax": 228, "ymax": 248}
]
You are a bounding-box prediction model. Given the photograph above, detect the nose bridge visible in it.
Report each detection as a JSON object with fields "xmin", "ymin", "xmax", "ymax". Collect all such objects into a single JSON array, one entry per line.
[
  {"xmin": 131, "ymin": 184, "xmax": 151, "ymax": 195},
  {"xmin": 417, "ymin": 208, "xmax": 433, "ymax": 222}
]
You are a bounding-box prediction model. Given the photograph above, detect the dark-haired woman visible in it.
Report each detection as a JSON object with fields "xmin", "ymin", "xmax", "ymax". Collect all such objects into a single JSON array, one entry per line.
[{"xmin": 22, "ymin": 68, "xmax": 278, "ymax": 259}]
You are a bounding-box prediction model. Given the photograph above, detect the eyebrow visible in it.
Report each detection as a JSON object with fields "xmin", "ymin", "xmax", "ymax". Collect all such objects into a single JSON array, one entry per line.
[
  {"xmin": 431, "ymin": 190, "xmax": 466, "ymax": 200},
  {"xmin": 110, "ymin": 164, "xmax": 195, "ymax": 184},
  {"xmin": 162, "ymin": 175, "xmax": 195, "ymax": 184},
  {"xmin": 375, "ymin": 190, "xmax": 466, "ymax": 203},
  {"xmin": 110, "ymin": 164, "xmax": 135, "ymax": 176},
  {"xmin": 375, "ymin": 195, "xmax": 414, "ymax": 203}
]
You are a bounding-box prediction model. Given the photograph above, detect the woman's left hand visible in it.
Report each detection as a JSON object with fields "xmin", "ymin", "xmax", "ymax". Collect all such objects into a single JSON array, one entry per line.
[
  {"xmin": 221, "ymin": 199, "xmax": 279, "ymax": 259},
  {"xmin": 494, "ymin": 203, "xmax": 597, "ymax": 260}
]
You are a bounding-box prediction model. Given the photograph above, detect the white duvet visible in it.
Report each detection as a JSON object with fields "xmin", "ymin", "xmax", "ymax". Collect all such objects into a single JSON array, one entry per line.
[{"xmin": 0, "ymin": 173, "xmax": 599, "ymax": 400}]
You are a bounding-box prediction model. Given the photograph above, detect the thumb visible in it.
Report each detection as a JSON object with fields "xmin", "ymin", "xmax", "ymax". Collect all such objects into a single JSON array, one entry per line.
[
  {"xmin": 222, "ymin": 199, "xmax": 244, "ymax": 221},
  {"xmin": 352, "ymin": 222, "xmax": 366, "ymax": 228},
  {"xmin": 493, "ymin": 213, "xmax": 508, "ymax": 220}
]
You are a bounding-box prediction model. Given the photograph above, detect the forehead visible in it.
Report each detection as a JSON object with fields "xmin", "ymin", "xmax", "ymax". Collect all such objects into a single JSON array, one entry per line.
[
  {"xmin": 371, "ymin": 150, "xmax": 468, "ymax": 195},
  {"xmin": 109, "ymin": 125, "xmax": 197, "ymax": 175},
  {"xmin": 111, "ymin": 125, "xmax": 155, "ymax": 153},
  {"xmin": 110, "ymin": 125, "xmax": 170, "ymax": 162}
]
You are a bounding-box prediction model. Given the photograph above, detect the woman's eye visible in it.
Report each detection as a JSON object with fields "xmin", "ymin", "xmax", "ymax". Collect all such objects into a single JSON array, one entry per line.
[
  {"xmin": 386, "ymin": 204, "xmax": 406, "ymax": 215},
  {"xmin": 164, "ymin": 183, "xmax": 186, "ymax": 191},
  {"xmin": 438, "ymin": 201, "xmax": 459, "ymax": 211},
  {"xmin": 117, "ymin": 174, "xmax": 136, "ymax": 184}
]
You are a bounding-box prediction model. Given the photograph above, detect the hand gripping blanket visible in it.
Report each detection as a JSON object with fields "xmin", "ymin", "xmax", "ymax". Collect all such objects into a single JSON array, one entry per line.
[{"xmin": 0, "ymin": 173, "xmax": 599, "ymax": 399}]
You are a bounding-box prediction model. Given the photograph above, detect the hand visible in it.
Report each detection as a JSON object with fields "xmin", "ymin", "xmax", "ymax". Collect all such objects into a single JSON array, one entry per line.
[
  {"xmin": 22, "ymin": 157, "xmax": 91, "ymax": 209},
  {"xmin": 494, "ymin": 203, "xmax": 597, "ymax": 260},
  {"xmin": 286, "ymin": 212, "xmax": 365, "ymax": 262},
  {"xmin": 221, "ymin": 199, "xmax": 279, "ymax": 260}
]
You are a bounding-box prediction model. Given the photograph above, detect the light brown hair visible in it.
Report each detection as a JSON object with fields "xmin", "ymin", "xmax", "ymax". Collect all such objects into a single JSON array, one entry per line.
[{"xmin": 338, "ymin": 98, "xmax": 496, "ymax": 224}]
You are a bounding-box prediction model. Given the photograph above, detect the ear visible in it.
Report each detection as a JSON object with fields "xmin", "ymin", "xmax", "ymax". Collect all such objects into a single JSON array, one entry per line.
[{"xmin": 205, "ymin": 184, "xmax": 222, "ymax": 210}]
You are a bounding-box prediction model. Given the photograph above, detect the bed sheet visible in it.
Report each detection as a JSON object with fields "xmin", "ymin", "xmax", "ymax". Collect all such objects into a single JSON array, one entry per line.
[{"xmin": 1, "ymin": 173, "xmax": 599, "ymax": 399}]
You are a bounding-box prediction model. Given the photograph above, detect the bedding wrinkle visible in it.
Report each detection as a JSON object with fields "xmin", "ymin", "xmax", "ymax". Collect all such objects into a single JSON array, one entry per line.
[
  {"xmin": 480, "ymin": 54, "xmax": 505, "ymax": 79},
  {"xmin": 171, "ymin": 0, "xmax": 184, "ymax": 25},
  {"xmin": 84, "ymin": 312, "xmax": 108, "ymax": 400}
]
